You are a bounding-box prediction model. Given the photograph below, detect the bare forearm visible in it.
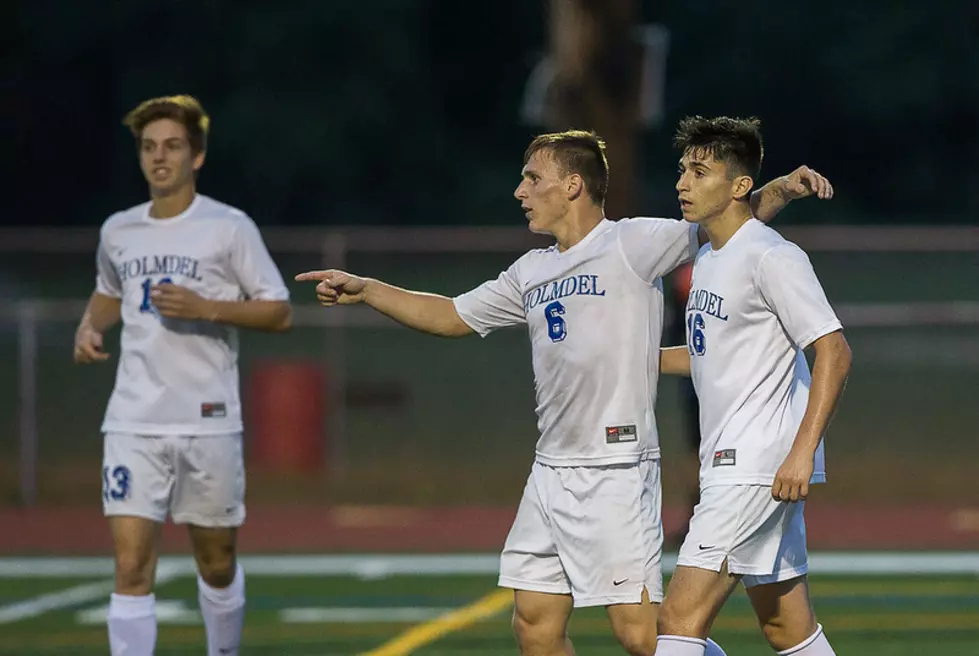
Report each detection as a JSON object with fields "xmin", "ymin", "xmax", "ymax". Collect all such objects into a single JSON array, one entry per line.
[
  {"xmin": 750, "ymin": 179, "xmax": 790, "ymax": 223},
  {"xmin": 660, "ymin": 346, "xmax": 692, "ymax": 376},
  {"xmin": 205, "ymin": 300, "xmax": 292, "ymax": 332},
  {"xmin": 80, "ymin": 292, "xmax": 121, "ymax": 333},
  {"xmin": 792, "ymin": 332, "xmax": 852, "ymax": 454},
  {"xmin": 363, "ymin": 279, "xmax": 472, "ymax": 337}
]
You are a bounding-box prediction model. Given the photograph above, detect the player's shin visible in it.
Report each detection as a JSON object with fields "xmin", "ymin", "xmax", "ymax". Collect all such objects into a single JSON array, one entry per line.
[
  {"xmin": 107, "ymin": 592, "xmax": 157, "ymax": 656},
  {"xmin": 197, "ymin": 562, "xmax": 246, "ymax": 656},
  {"xmin": 775, "ymin": 624, "xmax": 835, "ymax": 656}
]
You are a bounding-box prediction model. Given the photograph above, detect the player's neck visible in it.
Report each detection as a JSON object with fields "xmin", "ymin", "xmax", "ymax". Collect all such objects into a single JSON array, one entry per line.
[
  {"xmin": 148, "ymin": 184, "xmax": 196, "ymax": 219},
  {"xmin": 703, "ymin": 203, "xmax": 752, "ymax": 250},
  {"xmin": 553, "ymin": 205, "xmax": 605, "ymax": 252}
]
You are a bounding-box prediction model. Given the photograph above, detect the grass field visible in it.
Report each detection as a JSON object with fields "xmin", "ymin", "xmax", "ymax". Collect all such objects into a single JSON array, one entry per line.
[{"xmin": 1, "ymin": 554, "xmax": 977, "ymax": 655}]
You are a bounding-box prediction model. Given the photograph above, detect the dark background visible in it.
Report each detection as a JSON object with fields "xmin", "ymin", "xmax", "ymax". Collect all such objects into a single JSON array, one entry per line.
[
  {"xmin": 3, "ymin": 0, "xmax": 977, "ymax": 525},
  {"xmin": 10, "ymin": 0, "xmax": 979, "ymax": 228}
]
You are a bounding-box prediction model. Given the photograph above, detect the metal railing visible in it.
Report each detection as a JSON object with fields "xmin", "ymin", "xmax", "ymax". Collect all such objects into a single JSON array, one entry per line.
[{"xmin": 2, "ymin": 225, "xmax": 978, "ymax": 505}]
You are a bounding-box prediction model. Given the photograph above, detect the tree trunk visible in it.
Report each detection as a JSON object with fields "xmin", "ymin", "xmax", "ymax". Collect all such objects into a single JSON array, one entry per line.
[{"xmin": 545, "ymin": 0, "xmax": 642, "ymax": 219}]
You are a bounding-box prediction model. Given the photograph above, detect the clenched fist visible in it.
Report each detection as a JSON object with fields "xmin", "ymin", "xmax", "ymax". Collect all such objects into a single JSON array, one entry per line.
[{"xmin": 771, "ymin": 449, "xmax": 814, "ymax": 503}]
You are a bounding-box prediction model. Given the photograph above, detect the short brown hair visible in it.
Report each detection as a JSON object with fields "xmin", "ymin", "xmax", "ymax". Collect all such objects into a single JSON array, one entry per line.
[
  {"xmin": 123, "ymin": 95, "xmax": 210, "ymax": 154},
  {"xmin": 524, "ymin": 130, "xmax": 609, "ymax": 205},
  {"xmin": 673, "ymin": 116, "xmax": 764, "ymax": 181}
]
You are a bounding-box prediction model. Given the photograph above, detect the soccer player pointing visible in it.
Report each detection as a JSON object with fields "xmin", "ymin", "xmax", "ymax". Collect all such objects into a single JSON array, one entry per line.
[{"xmin": 298, "ymin": 130, "xmax": 831, "ymax": 656}]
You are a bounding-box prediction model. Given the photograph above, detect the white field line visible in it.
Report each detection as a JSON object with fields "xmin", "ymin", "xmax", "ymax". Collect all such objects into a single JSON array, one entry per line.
[
  {"xmin": 0, "ymin": 561, "xmax": 186, "ymax": 624},
  {"xmin": 1, "ymin": 552, "xmax": 978, "ymax": 579},
  {"xmin": 281, "ymin": 607, "xmax": 458, "ymax": 623}
]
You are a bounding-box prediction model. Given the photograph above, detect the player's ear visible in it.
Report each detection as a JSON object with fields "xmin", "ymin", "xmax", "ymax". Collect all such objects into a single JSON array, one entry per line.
[
  {"xmin": 732, "ymin": 174, "xmax": 754, "ymax": 201},
  {"xmin": 566, "ymin": 173, "xmax": 584, "ymax": 201},
  {"xmin": 192, "ymin": 150, "xmax": 206, "ymax": 172}
]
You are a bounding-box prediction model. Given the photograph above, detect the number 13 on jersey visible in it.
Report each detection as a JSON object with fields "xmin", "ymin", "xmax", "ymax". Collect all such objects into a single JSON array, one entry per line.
[{"xmin": 139, "ymin": 276, "xmax": 172, "ymax": 313}]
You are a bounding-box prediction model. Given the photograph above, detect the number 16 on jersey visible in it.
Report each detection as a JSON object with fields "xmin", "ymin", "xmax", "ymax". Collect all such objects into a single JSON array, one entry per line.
[{"xmin": 687, "ymin": 312, "xmax": 706, "ymax": 355}]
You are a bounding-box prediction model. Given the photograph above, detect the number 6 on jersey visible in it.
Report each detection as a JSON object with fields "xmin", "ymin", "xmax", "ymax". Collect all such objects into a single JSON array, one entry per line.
[{"xmin": 545, "ymin": 301, "xmax": 567, "ymax": 342}]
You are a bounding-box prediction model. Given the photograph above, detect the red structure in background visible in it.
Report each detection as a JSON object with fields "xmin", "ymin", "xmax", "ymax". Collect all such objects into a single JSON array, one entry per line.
[{"xmin": 247, "ymin": 361, "xmax": 326, "ymax": 474}]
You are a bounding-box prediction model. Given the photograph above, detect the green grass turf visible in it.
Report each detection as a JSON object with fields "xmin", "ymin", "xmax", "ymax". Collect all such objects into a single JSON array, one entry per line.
[{"xmin": 1, "ymin": 573, "xmax": 977, "ymax": 655}]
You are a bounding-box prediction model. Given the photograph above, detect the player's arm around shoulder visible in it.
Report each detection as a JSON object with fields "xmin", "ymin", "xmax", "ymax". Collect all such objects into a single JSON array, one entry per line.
[
  {"xmin": 749, "ymin": 166, "xmax": 835, "ymax": 224},
  {"xmin": 295, "ymin": 269, "xmax": 474, "ymax": 338},
  {"xmin": 659, "ymin": 345, "xmax": 691, "ymax": 376}
]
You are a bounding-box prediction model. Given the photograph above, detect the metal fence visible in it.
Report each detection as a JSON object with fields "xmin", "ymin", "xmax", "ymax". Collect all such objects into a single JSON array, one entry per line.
[{"xmin": 1, "ymin": 226, "xmax": 978, "ymax": 509}]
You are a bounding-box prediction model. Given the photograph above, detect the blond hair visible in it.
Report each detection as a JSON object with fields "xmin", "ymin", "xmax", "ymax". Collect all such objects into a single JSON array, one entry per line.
[{"xmin": 123, "ymin": 95, "xmax": 210, "ymax": 153}]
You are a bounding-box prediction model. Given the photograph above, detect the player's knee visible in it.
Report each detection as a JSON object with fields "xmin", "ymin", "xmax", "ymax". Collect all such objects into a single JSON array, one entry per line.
[
  {"xmin": 114, "ymin": 549, "xmax": 155, "ymax": 593},
  {"xmin": 611, "ymin": 624, "xmax": 655, "ymax": 656},
  {"xmin": 608, "ymin": 603, "xmax": 657, "ymax": 656},
  {"xmin": 511, "ymin": 605, "xmax": 566, "ymax": 653},
  {"xmin": 194, "ymin": 542, "xmax": 237, "ymax": 588}
]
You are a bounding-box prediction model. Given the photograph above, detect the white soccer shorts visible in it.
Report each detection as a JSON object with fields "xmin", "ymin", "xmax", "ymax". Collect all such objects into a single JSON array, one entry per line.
[
  {"xmin": 102, "ymin": 432, "xmax": 246, "ymax": 528},
  {"xmin": 499, "ymin": 459, "xmax": 664, "ymax": 607},
  {"xmin": 677, "ymin": 484, "xmax": 808, "ymax": 587}
]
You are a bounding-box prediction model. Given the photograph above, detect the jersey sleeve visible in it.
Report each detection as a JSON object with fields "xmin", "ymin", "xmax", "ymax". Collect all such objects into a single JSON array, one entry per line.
[
  {"xmin": 452, "ymin": 261, "xmax": 526, "ymax": 338},
  {"xmin": 757, "ymin": 243, "xmax": 843, "ymax": 349},
  {"xmin": 617, "ymin": 217, "xmax": 700, "ymax": 282},
  {"xmin": 229, "ymin": 216, "xmax": 290, "ymax": 301},
  {"xmin": 95, "ymin": 230, "xmax": 122, "ymax": 298}
]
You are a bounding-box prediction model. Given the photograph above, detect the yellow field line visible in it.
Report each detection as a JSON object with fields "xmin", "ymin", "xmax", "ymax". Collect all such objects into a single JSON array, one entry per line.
[{"xmin": 358, "ymin": 588, "xmax": 514, "ymax": 656}]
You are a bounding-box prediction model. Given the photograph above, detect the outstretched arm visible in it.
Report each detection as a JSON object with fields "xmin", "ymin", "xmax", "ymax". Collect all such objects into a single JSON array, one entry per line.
[{"xmin": 296, "ymin": 270, "xmax": 474, "ymax": 338}]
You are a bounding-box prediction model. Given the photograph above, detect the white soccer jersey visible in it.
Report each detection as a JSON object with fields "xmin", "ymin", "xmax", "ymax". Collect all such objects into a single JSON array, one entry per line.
[
  {"xmin": 95, "ymin": 194, "xmax": 289, "ymax": 435},
  {"xmin": 454, "ymin": 217, "xmax": 699, "ymax": 466},
  {"xmin": 685, "ymin": 218, "xmax": 842, "ymax": 488}
]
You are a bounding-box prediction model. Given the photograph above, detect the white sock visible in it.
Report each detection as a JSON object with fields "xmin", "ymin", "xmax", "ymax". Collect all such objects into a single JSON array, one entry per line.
[
  {"xmin": 198, "ymin": 563, "xmax": 246, "ymax": 656},
  {"xmin": 107, "ymin": 593, "xmax": 156, "ymax": 656},
  {"xmin": 777, "ymin": 624, "xmax": 836, "ymax": 655},
  {"xmin": 705, "ymin": 637, "xmax": 728, "ymax": 656},
  {"xmin": 655, "ymin": 635, "xmax": 707, "ymax": 656}
]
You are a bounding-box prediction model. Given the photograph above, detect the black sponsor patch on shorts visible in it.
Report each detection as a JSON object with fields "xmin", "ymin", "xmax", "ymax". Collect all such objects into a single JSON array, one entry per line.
[
  {"xmin": 201, "ymin": 402, "xmax": 227, "ymax": 418},
  {"xmin": 712, "ymin": 448, "xmax": 736, "ymax": 467},
  {"xmin": 605, "ymin": 424, "xmax": 637, "ymax": 444}
]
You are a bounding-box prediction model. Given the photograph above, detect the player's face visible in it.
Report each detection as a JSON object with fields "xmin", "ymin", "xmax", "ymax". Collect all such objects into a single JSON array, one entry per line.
[
  {"xmin": 514, "ymin": 150, "xmax": 571, "ymax": 235},
  {"xmin": 138, "ymin": 119, "xmax": 204, "ymax": 195},
  {"xmin": 675, "ymin": 150, "xmax": 747, "ymax": 224}
]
